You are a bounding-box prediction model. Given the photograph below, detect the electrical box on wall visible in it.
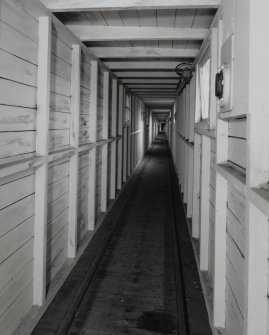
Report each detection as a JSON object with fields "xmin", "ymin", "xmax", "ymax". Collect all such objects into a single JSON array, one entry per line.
[{"xmin": 215, "ymin": 34, "xmax": 234, "ymax": 113}]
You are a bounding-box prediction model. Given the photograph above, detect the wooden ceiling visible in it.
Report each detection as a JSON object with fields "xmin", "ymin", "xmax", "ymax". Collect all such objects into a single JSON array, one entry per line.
[{"xmin": 41, "ymin": 0, "xmax": 219, "ymax": 112}]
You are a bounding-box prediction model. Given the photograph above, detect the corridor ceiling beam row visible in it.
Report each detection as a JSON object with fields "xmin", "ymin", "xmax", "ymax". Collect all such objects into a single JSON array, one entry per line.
[
  {"xmin": 104, "ymin": 61, "xmax": 193, "ymax": 70},
  {"xmin": 66, "ymin": 26, "xmax": 208, "ymax": 41},
  {"xmin": 41, "ymin": 0, "xmax": 218, "ymax": 109},
  {"xmin": 122, "ymin": 79, "xmax": 179, "ymax": 84},
  {"xmin": 88, "ymin": 47, "xmax": 199, "ymax": 59},
  {"xmin": 41, "ymin": 0, "xmax": 221, "ymax": 12},
  {"xmin": 127, "ymin": 85, "xmax": 177, "ymax": 88},
  {"xmin": 114, "ymin": 72, "xmax": 178, "ymax": 78}
]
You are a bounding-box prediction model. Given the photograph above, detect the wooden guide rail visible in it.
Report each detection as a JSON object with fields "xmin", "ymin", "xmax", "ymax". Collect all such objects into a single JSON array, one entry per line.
[{"xmin": 0, "ymin": 137, "xmax": 122, "ymax": 180}]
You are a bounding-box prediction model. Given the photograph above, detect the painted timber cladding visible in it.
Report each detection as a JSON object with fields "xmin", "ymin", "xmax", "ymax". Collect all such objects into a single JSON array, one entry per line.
[
  {"xmin": 168, "ymin": 1, "xmax": 269, "ymax": 335},
  {"xmin": 0, "ymin": 0, "xmax": 150, "ymax": 334}
]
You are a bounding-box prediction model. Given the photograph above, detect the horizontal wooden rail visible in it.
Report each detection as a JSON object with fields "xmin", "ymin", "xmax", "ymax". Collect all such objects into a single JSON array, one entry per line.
[
  {"xmin": 131, "ymin": 129, "xmax": 144, "ymax": 136},
  {"xmin": 0, "ymin": 137, "xmax": 123, "ymax": 180}
]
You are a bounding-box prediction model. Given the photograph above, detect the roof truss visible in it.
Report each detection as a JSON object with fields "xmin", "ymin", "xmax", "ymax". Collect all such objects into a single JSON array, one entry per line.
[
  {"xmin": 67, "ymin": 26, "xmax": 208, "ymax": 41},
  {"xmin": 41, "ymin": 0, "xmax": 221, "ymax": 12},
  {"xmin": 105, "ymin": 61, "xmax": 190, "ymax": 70},
  {"xmin": 89, "ymin": 47, "xmax": 199, "ymax": 59}
]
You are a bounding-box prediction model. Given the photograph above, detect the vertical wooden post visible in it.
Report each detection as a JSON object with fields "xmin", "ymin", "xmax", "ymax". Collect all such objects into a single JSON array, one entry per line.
[
  {"xmin": 189, "ymin": 76, "xmax": 196, "ymax": 143},
  {"xmin": 244, "ymin": 2, "xmax": 269, "ymax": 334},
  {"xmin": 117, "ymin": 84, "xmax": 123, "ymax": 190},
  {"xmin": 109, "ymin": 79, "xmax": 117, "ymax": 200},
  {"xmin": 88, "ymin": 61, "xmax": 98, "ymax": 230},
  {"xmin": 213, "ymin": 119, "xmax": 228, "ymax": 327},
  {"xmin": 187, "ymin": 76, "xmax": 196, "ymax": 219},
  {"xmin": 176, "ymin": 96, "xmax": 181, "ymax": 180},
  {"xmin": 33, "ymin": 16, "xmax": 51, "ymax": 306},
  {"xmin": 133, "ymin": 98, "xmax": 136, "ymax": 169},
  {"xmin": 184, "ymin": 142, "xmax": 189, "ymax": 203},
  {"xmin": 213, "ymin": 173, "xmax": 227, "ymax": 327},
  {"xmin": 149, "ymin": 109, "xmax": 152, "ymax": 146},
  {"xmin": 101, "ymin": 72, "xmax": 109, "ymax": 212},
  {"xmin": 209, "ymin": 28, "xmax": 218, "ymax": 130},
  {"xmin": 199, "ymin": 135, "xmax": 210, "ymax": 271},
  {"xmin": 184, "ymin": 86, "xmax": 190, "ymax": 203},
  {"xmin": 187, "ymin": 147, "xmax": 194, "ymax": 218},
  {"xmin": 180, "ymin": 94, "xmax": 185, "ymax": 189},
  {"xmin": 122, "ymin": 126, "xmax": 128, "ymax": 183},
  {"xmin": 127, "ymin": 126, "xmax": 131, "ymax": 177},
  {"xmin": 244, "ymin": 202, "xmax": 268, "ymax": 335},
  {"xmin": 68, "ymin": 44, "xmax": 81, "ymax": 259},
  {"xmin": 122, "ymin": 87, "xmax": 127, "ymax": 183},
  {"xmin": 130, "ymin": 96, "xmax": 134, "ymax": 170},
  {"xmin": 192, "ymin": 133, "xmax": 201, "ymax": 239}
]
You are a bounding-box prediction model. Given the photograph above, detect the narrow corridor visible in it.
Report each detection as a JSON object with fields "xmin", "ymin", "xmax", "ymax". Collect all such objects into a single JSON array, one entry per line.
[
  {"xmin": 33, "ymin": 137, "xmax": 211, "ymax": 335},
  {"xmin": 68, "ymin": 136, "xmax": 178, "ymax": 334}
]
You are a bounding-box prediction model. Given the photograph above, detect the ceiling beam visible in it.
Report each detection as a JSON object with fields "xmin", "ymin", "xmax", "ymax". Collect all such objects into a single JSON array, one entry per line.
[
  {"xmin": 150, "ymin": 109, "xmax": 172, "ymax": 112},
  {"xmin": 105, "ymin": 61, "xmax": 187, "ymax": 70},
  {"xmin": 127, "ymin": 85, "xmax": 177, "ymax": 88},
  {"xmin": 41, "ymin": 0, "xmax": 220, "ymax": 12},
  {"xmin": 89, "ymin": 47, "xmax": 199, "ymax": 59},
  {"xmin": 133, "ymin": 92, "xmax": 176, "ymax": 95},
  {"xmin": 114, "ymin": 71, "xmax": 178, "ymax": 78},
  {"xmin": 136, "ymin": 93, "xmax": 177, "ymax": 96},
  {"xmin": 131, "ymin": 88, "xmax": 176, "ymax": 91},
  {"xmin": 122, "ymin": 79, "xmax": 179, "ymax": 84},
  {"xmin": 67, "ymin": 26, "xmax": 208, "ymax": 41}
]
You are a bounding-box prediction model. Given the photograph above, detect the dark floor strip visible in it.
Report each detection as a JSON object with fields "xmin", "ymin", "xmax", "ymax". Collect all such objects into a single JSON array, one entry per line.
[
  {"xmin": 67, "ymin": 137, "xmax": 179, "ymax": 335},
  {"xmin": 32, "ymin": 136, "xmax": 211, "ymax": 335}
]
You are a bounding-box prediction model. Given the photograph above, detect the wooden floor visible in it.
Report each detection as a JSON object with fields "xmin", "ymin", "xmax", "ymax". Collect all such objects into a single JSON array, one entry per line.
[
  {"xmin": 32, "ymin": 136, "xmax": 211, "ymax": 335},
  {"xmin": 68, "ymin": 137, "xmax": 178, "ymax": 334}
]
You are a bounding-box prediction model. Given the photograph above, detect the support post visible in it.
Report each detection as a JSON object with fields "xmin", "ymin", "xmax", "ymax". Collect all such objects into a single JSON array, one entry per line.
[
  {"xmin": 33, "ymin": 16, "xmax": 51, "ymax": 306},
  {"xmin": 122, "ymin": 126, "xmax": 128, "ymax": 183},
  {"xmin": 209, "ymin": 28, "xmax": 218, "ymax": 129},
  {"xmin": 109, "ymin": 79, "xmax": 118, "ymax": 199},
  {"xmin": 213, "ymin": 172, "xmax": 227, "ymax": 327},
  {"xmin": 117, "ymin": 84, "xmax": 123, "ymax": 189},
  {"xmin": 213, "ymin": 119, "xmax": 228, "ymax": 327},
  {"xmin": 68, "ymin": 44, "xmax": 81, "ymax": 258},
  {"xmin": 187, "ymin": 146, "xmax": 194, "ymax": 218},
  {"xmin": 127, "ymin": 126, "xmax": 131, "ymax": 177},
  {"xmin": 88, "ymin": 61, "xmax": 98, "ymax": 230},
  {"xmin": 199, "ymin": 135, "xmax": 210, "ymax": 271},
  {"xmin": 192, "ymin": 133, "xmax": 201, "ymax": 239},
  {"xmin": 244, "ymin": 202, "xmax": 268, "ymax": 335},
  {"xmin": 101, "ymin": 71, "xmax": 109, "ymax": 212},
  {"xmin": 244, "ymin": 2, "xmax": 269, "ymax": 333}
]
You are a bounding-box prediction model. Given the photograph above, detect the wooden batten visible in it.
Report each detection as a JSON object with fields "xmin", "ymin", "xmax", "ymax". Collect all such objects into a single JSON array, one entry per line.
[
  {"xmin": 33, "ymin": 15, "xmax": 51, "ymax": 307},
  {"xmin": 87, "ymin": 61, "xmax": 98, "ymax": 230},
  {"xmin": 66, "ymin": 25, "xmax": 208, "ymax": 42},
  {"xmin": 117, "ymin": 84, "xmax": 123, "ymax": 190},
  {"xmin": 101, "ymin": 71, "xmax": 110, "ymax": 212},
  {"xmin": 245, "ymin": 202, "xmax": 268, "ymax": 335},
  {"xmin": 213, "ymin": 119, "xmax": 228, "ymax": 327},
  {"xmin": 244, "ymin": 2, "xmax": 269, "ymax": 334},
  {"xmin": 41, "ymin": 0, "xmax": 221, "ymax": 11},
  {"xmin": 187, "ymin": 146, "xmax": 194, "ymax": 218},
  {"xmin": 127, "ymin": 126, "xmax": 131, "ymax": 177},
  {"xmin": 192, "ymin": 133, "xmax": 201, "ymax": 239},
  {"xmin": 199, "ymin": 135, "xmax": 210, "ymax": 271},
  {"xmin": 209, "ymin": 28, "xmax": 218, "ymax": 129},
  {"xmin": 68, "ymin": 44, "xmax": 81, "ymax": 259},
  {"xmin": 109, "ymin": 79, "xmax": 118, "ymax": 200},
  {"xmin": 122, "ymin": 127, "xmax": 127, "ymax": 183}
]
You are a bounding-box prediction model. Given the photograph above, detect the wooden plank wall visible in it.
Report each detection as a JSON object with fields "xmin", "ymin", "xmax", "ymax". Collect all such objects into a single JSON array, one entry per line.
[
  {"xmin": 0, "ymin": 1, "xmax": 39, "ymax": 332},
  {"xmin": 169, "ymin": 1, "xmax": 269, "ymax": 335},
  {"xmin": 0, "ymin": 1, "xmax": 150, "ymax": 334}
]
